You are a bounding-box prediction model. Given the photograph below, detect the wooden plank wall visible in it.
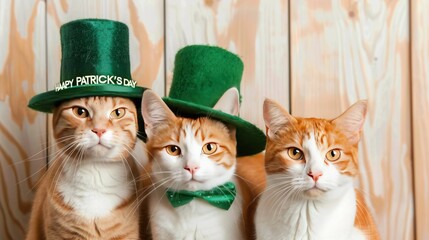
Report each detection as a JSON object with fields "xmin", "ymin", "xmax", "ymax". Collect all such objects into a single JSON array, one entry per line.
[
  {"xmin": 45, "ymin": 0, "xmax": 165, "ymax": 167},
  {"xmin": 1, "ymin": 0, "xmax": 427, "ymax": 239},
  {"xmin": 165, "ymin": 0, "xmax": 290, "ymax": 130},
  {"xmin": 290, "ymin": 1, "xmax": 414, "ymax": 240},
  {"xmin": 46, "ymin": 0, "xmax": 165, "ymax": 96},
  {"xmin": 0, "ymin": 0, "xmax": 165, "ymax": 238},
  {"xmin": 0, "ymin": 1, "xmax": 47, "ymax": 239},
  {"xmin": 411, "ymin": 0, "xmax": 429, "ymax": 239}
]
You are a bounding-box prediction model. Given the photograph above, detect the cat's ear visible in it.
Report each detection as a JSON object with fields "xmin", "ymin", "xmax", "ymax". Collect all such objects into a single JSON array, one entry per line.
[
  {"xmin": 213, "ymin": 87, "xmax": 240, "ymax": 116},
  {"xmin": 263, "ymin": 98, "xmax": 296, "ymax": 139},
  {"xmin": 332, "ymin": 100, "xmax": 368, "ymax": 144},
  {"xmin": 141, "ymin": 90, "xmax": 176, "ymax": 137}
]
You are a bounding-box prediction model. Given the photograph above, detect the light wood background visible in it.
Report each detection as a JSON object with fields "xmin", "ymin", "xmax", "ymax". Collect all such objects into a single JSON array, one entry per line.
[
  {"xmin": 0, "ymin": 1, "xmax": 47, "ymax": 239},
  {"xmin": 290, "ymin": 1, "xmax": 413, "ymax": 239},
  {"xmin": 0, "ymin": 0, "xmax": 426, "ymax": 239},
  {"xmin": 411, "ymin": 0, "xmax": 429, "ymax": 239}
]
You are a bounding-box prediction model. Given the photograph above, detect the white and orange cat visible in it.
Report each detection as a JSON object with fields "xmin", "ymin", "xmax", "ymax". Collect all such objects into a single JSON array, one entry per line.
[
  {"xmin": 141, "ymin": 90, "xmax": 245, "ymax": 240},
  {"xmin": 26, "ymin": 97, "xmax": 141, "ymax": 240},
  {"xmin": 255, "ymin": 99, "xmax": 379, "ymax": 240}
]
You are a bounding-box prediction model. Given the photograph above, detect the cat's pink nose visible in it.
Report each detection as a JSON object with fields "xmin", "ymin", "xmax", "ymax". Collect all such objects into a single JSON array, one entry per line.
[
  {"xmin": 92, "ymin": 128, "xmax": 106, "ymax": 137},
  {"xmin": 184, "ymin": 166, "xmax": 199, "ymax": 175},
  {"xmin": 308, "ymin": 171, "xmax": 323, "ymax": 182}
]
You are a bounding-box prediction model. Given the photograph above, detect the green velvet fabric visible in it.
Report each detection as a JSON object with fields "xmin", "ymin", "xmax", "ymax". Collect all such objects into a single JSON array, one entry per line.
[
  {"xmin": 28, "ymin": 19, "xmax": 147, "ymax": 114},
  {"xmin": 168, "ymin": 45, "xmax": 243, "ymax": 107},
  {"xmin": 60, "ymin": 19, "xmax": 132, "ymax": 82},
  {"xmin": 28, "ymin": 19, "xmax": 148, "ymax": 140},
  {"xmin": 162, "ymin": 45, "xmax": 266, "ymax": 157}
]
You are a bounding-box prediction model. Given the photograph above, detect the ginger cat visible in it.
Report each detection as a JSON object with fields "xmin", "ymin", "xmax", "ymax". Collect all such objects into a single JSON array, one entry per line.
[
  {"xmin": 141, "ymin": 89, "xmax": 246, "ymax": 240},
  {"xmin": 26, "ymin": 97, "xmax": 140, "ymax": 240},
  {"xmin": 255, "ymin": 99, "xmax": 379, "ymax": 240}
]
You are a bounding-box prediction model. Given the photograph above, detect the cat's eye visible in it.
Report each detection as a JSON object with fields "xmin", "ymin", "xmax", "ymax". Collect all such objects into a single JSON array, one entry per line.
[
  {"xmin": 326, "ymin": 149, "xmax": 341, "ymax": 161},
  {"xmin": 166, "ymin": 145, "xmax": 181, "ymax": 156},
  {"xmin": 72, "ymin": 107, "xmax": 89, "ymax": 118},
  {"xmin": 287, "ymin": 147, "xmax": 303, "ymax": 160},
  {"xmin": 110, "ymin": 108, "xmax": 126, "ymax": 119},
  {"xmin": 202, "ymin": 142, "xmax": 218, "ymax": 155}
]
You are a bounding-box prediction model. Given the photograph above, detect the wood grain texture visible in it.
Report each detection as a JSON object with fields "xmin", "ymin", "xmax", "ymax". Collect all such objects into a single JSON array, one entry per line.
[
  {"xmin": 46, "ymin": 0, "xmax": 165, "ymax": 96},
  {"xmin": 411, "ymin": 0, "xmax": 429, "ymax": 239},
  {"xmin": 165, "ymin": 0, "xmax": 290, "ymax": 130},
  {"xmin": 46, "ymin": 0, "xmax": 165, "ymax": 168},
  {"xmin": 290, "ymin": 1, "xmax": 413, "ymax": 239},
  {"xmin": 2, "ymin": 0, "xmax": 427, "ymax": 239},
  {"xmin": 165, "ymin": 2, "xmax": 288, "ymax": 238},
  {"xmin": 0, "ymin": 0, "xmax": 47, "ymax": 239}
]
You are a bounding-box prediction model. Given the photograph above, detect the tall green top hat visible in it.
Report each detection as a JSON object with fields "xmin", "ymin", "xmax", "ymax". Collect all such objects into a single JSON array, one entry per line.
[
  {"xmin": 162, "ymin": 45, "xmax": 266, "ymax": 157},
  {"xmin": 28, "ymin": 19, "xmax": 147, "ymax": 113}
]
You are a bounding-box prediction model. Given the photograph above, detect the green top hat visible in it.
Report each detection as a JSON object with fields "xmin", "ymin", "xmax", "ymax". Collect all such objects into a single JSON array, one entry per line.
[
  {"xmin": 28, "ymin": 19, "xmax": 147, "ymax": 113},
  {"xmin": 162, "ymin": 45, "xmax": 266, "ymax": 157},
  {"xmin": 28, "ymin": 19, "xmax": 146, "ymax": 140}
]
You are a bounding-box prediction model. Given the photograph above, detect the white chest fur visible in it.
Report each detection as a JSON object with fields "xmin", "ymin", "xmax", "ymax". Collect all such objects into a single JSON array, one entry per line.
[
  {"xmin": 58, "ymin": 161, "xmax": 134, "ymax": 219},
  {"xmin": 149, "ymin": 182, "xmax": 244, "ymax": 240},
  {"xmin": 255, "ymin": 180, "xmax": 366, "ymax": 240}
]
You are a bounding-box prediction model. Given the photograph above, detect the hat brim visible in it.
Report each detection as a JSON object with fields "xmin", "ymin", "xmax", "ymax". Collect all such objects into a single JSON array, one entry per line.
[
  {"xmin": 162, "ymin": 97, "xmax": 266, "ymax": 157},
  {"xmin": 28, "ymin": 85, "xmax": 147, "ymax": 113},
  {"xmin": 28, "ymin": 85, "xmax": 149, "ymax": 141}
]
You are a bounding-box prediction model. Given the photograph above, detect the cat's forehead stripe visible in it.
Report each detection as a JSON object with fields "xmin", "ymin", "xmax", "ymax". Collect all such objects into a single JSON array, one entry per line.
[
  {"xmin": 295, "ymin": 120, "xmax": 332, "ymax": 148},
  {"xmin": 194, "ymin": 128, "xmax": 200, "ymax": 138},
  {"xmin": 181, "ymin": 126, "xmax": 187, "ymax": 138},
  {"xmin": 265, "ymin": 116, "xmax": 359, "ymax": 176},
  {"xmin": 181, "ymin": 118, "xmax": 208, "ymax": 142},
  {"xmin": 191, "ymin": 119, "xmax": 202, "ymax": 138}
]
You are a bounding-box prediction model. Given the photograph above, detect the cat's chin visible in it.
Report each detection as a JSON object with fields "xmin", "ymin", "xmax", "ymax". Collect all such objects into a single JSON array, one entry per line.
[
  {"xmin": 85, "ymin": 144, "xmax": 115, "ymax": 157},
  {"xmin": 89, "ymin": 143, "xmax": 113, "ymax": 150},
  {"xmin": 178, "ymin": 179, "xmax": 224, "ymax": 191},
  {"xmin": 181, "ymin": 180, "xmax": 205, "ymax": 191},
  {"xmin": 303, "ymin": 187, "xmax": 327, "ymax": 199}
]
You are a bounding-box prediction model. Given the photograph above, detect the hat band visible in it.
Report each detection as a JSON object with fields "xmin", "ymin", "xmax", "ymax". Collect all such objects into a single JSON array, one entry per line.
[{"xmin": 55, "ymin": 74, "xmax": 137, "ymax": 92}]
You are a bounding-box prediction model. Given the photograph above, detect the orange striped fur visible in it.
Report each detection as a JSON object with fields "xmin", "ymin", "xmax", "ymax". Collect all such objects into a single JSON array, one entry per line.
[
  {"xmin": 26, "ymin": 97, "xmax": 141, "ymax": 240},
  {"xmin": 264, "ymin": 115, "xmax": 379, "ymax": 237},
  {"xmin": 255, "ymin": 99, "xmax": 379, "ymax": 239},
  {"xmin": 355, "ymin": 190, "xmax": 381, "ymax": 239},
  {"xmin": 264, "ymin": 117, "xmax": 359, "ymax": 177},
  {"xmin": 146, "ymin": 116, "xmax": 237, "ymax": 170},
  {"xmin": 236, "ymin": 152, "xmax": 266, "ymax": 240}
]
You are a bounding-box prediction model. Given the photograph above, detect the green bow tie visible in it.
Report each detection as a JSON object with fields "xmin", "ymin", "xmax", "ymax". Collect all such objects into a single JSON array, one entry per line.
[{"xmin": 166, "ymin": 182, "xmax": 236, "ymax": 210}]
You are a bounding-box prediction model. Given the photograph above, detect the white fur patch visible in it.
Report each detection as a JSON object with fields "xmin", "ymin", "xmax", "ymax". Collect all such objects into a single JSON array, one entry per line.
[
  {"xmin": 151, "ymin": 122, "xmax": 235, "ymax": 192},
  {"xmin": 58, "ymin": 160, "xmax": 134, "ymax": 219},
  {"xmin": 302, "ymin": 133, "xmax": 325, "ymax": 176},
  {"xmin": 256, "ymin": 177, "xmax": 363, "ymax": 240},
  {"xmin": 255, "ymin": 133, "xmax": 362, "ymax": 240},
  {"xmin": 148, "ymin": 121, "xmax": 242, "ymax": 239}
]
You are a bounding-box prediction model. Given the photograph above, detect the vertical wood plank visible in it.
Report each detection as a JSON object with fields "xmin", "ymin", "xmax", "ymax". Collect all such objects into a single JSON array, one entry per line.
[
  {"xmin": 0, "ymin": 0, "xmax": 47, "ymax": 239},
  {"xmin": 165, "ymin": 2, "xmax": 289, "ymax": 237},
  {"xmin": 165, "ymin": 0, "xmax": 290, "ymax": 130},
  {"xmin": 47, "ymin": 0, "xmax": 165, "ymax": 96},
  {"xmin": 46, "ymin": 0, "xmax": 165, "ymax": 167},
  {"xmin": 0, "ymin": 1, "xmax": 420, "ymax": 239},
  {"xmin": 166, "ymin": 0, "xmax": 289, "ymax": 235},
  {"xmin": 290, "ymin": 1, "xmax": 413, "ymax": 239},
  {"xmin": 411, "ymin": 0, "xmax": 429, "ymax": 239}
]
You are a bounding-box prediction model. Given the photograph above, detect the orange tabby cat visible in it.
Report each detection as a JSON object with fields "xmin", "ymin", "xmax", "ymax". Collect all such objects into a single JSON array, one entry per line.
[
  {"xmin": 141, "ymin": 90, "xmax": 246, "ymax": 240},
  {"xmin": 26, "ymin": 97, "xmax": 140, "ymax": 240},
  {"xmin": 235, "ymin": 153, "xmax": 266, "ymax": 239},
  {"xmin": 255, "ymin": 99, "xmax": 379, "ymax": 240},
  {"xmin": 139, "ymin": 115, "xmax": 266, "ymax": 240}
]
